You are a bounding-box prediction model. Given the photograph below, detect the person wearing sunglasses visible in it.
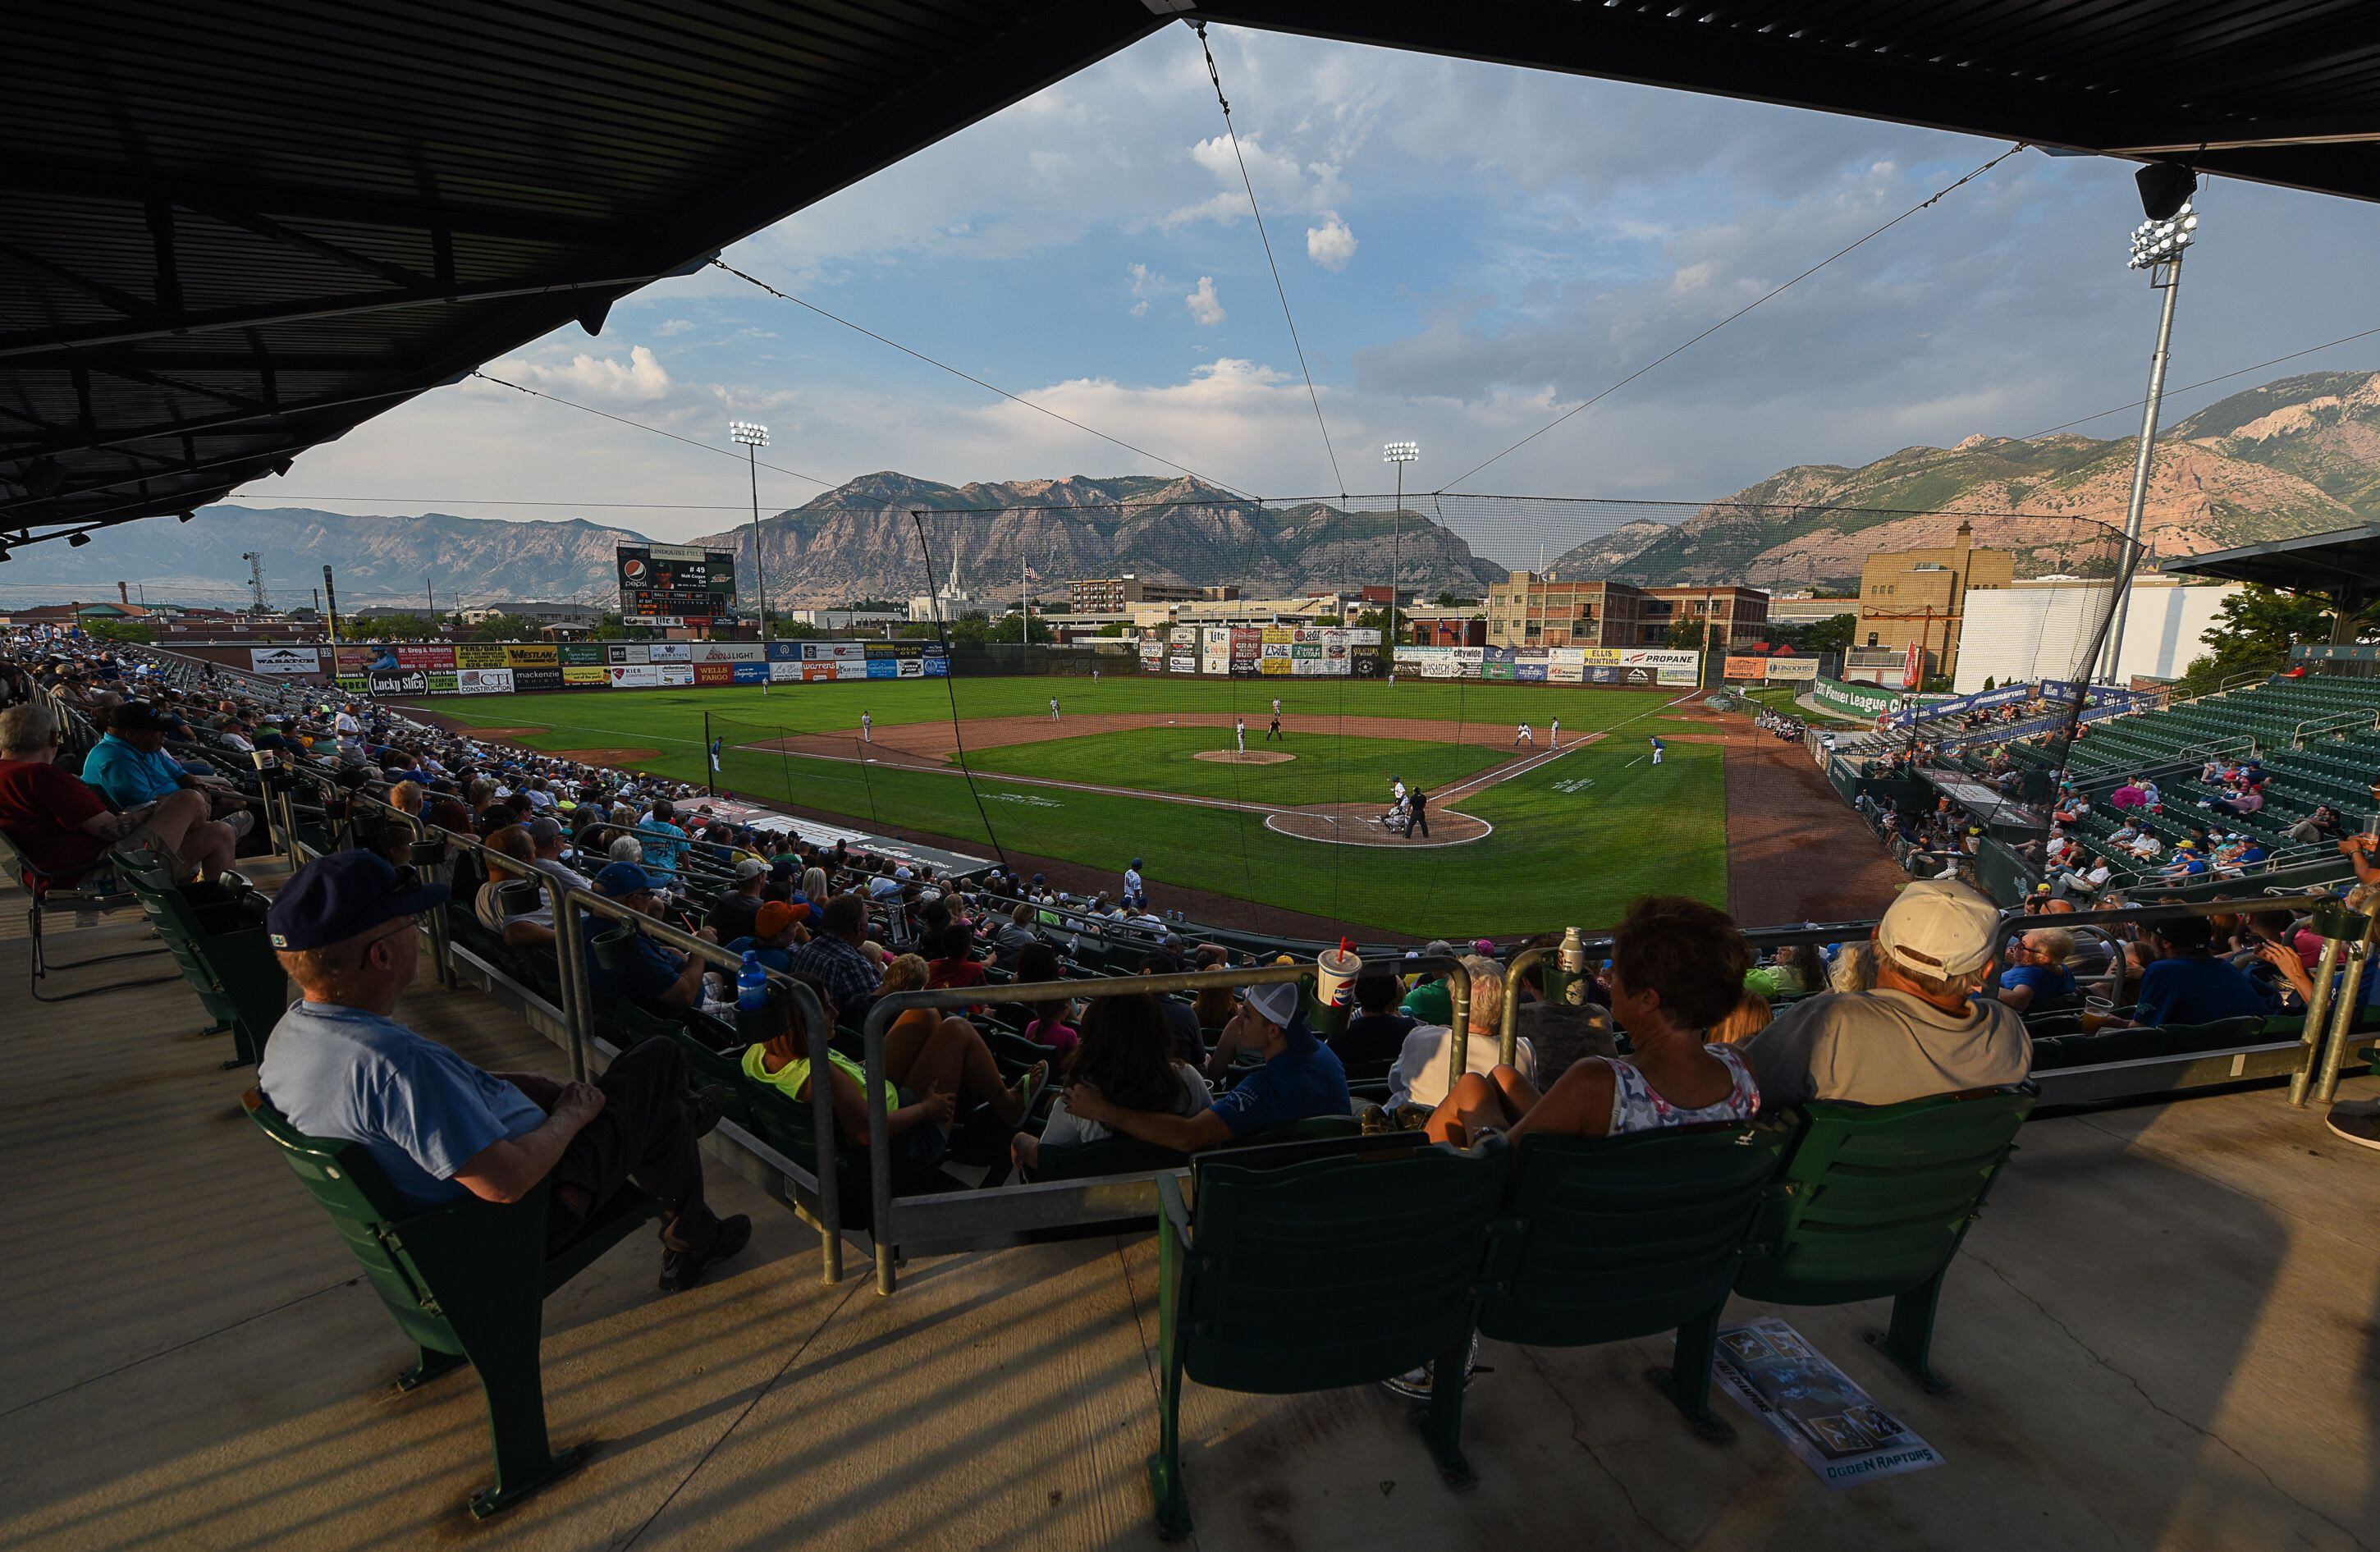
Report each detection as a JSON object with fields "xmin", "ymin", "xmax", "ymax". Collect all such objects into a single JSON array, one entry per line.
[{"xmin": 258, "ymin": 849, "xmax": 749, "ymax": 1293}]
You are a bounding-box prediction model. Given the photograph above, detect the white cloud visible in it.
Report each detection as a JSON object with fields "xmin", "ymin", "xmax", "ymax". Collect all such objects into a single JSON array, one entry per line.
[
  {"xmin": 654, "ymin": 318, "xmax": 697, "ymax": 336},
  {"xmin": 1185, "ymin": 276, "xmax": 1226, "ymax": 327},
  {"xmin": 1126, "ymin": 262, "xmax": 1173, "ymax": 316},
  {"xmin": 1307, "ymin": 215, "xmax": 1357, "ymax": 271},
  {"xmin": 487, "ymin": 344, "xmax": 674, "ymax": 402}
]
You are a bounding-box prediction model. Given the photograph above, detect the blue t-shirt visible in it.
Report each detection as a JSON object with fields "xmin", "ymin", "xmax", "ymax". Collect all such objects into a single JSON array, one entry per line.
[
  {"xmin": 584, "ymin": 913, "xmax": 686, "ymax": 1008},
  {"xmin": 80, "ymin": 734, "xmax": 185, "ymax": 809},
  {"xmin": 1998, "ymin": 964, "xmax": 2077, "ymax": 1002},
  {"xmin": 1208, "ymin": 1023, "xmax": 1350, "ymax": 1140},
  {"xmin": 2133, "ymin": 956, "xmax": 2276, "ymax": 1027},
  {"xmin": 638, "ymin": 821, "xmax": 689, "ymax": 877},
  {"xmin": 725, "ymin": 936, "xmax": 794, "ymax": 974},
  {"xmin": 257, "ymin": 999, "xmax": 545, "ymax": 1209}
]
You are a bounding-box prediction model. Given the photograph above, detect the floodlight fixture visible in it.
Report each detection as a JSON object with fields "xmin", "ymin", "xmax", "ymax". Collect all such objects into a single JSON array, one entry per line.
[
  {"xmin": 2127, "ymin": 200, "xmax": 2198, "ymax": 271},
  {"xmin": 1383, "ymin": 440, "xmax": 1419, "ymax": 463},
  {"xmin": 730, "ymin": 419, "xmax": 770, "ymax": 447}
]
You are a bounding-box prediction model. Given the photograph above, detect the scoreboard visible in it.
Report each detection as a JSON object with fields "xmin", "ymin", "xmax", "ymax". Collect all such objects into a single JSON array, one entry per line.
[{"xmin": 616, "ymin": 544, "xmax": 738, "ymax": 625}]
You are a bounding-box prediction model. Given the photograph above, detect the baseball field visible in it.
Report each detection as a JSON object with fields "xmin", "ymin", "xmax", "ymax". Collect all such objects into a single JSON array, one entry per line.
[{"xmin": 405, "ymin": 675, "xmax": 1728, "ymax": 937}]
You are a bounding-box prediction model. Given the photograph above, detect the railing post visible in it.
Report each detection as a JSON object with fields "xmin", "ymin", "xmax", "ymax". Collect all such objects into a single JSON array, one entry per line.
[
  {"xmin": 1446, "ymin": 961, "xmax": 1473, "ymax": 1085},
  {"xmin": 555, "ymin": 882, "xmax": 593, "ymax": 1085},
  {"xmin": 863, "ymin": 999, "xmax": 899, "ymax": 1296},
  {"xmin": 1499, "ymin": 947, "xmax": 1548, "ymax": 1068},
  {"xmin": 2314, "ymin": 910, "xmax": 2379, "ymax": 1106}
]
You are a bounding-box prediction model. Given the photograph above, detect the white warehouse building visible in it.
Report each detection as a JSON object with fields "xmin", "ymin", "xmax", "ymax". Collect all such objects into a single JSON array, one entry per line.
[{"xmin": 1952, "ymin": 574, "xmax": 2240, "ymax": 694}]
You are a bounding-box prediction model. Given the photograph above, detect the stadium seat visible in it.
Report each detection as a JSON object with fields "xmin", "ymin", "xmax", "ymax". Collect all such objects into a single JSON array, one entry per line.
[
  {"xmin": 0, "ymin": 828, "xmax": 178, "ymax": 1002},
  {"xmin": 121, "ymin": 854, "xmax": 287, "ymax": 1065},
  {"xmin": 1451, "ymin": 1121, "xmax": 1792, "ymax": 1452},
  {"xmin": 243, "ymin": 1090, "xmax": 662, "ymax": 1519},
  {"xmin": 1732, "ymin": 1087, "xmax": 2034, "ymax": 1393},
  {"xmin": 1146, "ymin": 1138, "xmax": 1513, "ymax": 1538}
]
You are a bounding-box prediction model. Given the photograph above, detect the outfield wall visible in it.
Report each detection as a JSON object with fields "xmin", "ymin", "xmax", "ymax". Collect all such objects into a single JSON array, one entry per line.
[
  {"xmin": 1393, "ymin": 643, "xmax": 1703, "ymax": 686},
  {"xmin": 167, "ymin": 639, "xmax": 950, "ymax": 696}
]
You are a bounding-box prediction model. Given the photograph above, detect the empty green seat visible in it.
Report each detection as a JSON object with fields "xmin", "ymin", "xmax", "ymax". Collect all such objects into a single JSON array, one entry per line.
[
  {"xmin": 1732, "ymin": 1087, "xmax": 2033, "ymax": 1393},
  {"xmin": 1147, "ymin": 1139, "xmax": 1511, "ymax": 1538},
  {"xmin": 245, "ymin": 1090, "xmax": 662, "ymax": 1518},
  {"xmin": 121, "ymin": 855, "xmax": 289, "ymax": 1065}
]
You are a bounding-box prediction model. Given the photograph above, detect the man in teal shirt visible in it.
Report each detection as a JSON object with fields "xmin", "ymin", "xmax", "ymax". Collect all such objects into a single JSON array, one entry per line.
[{"xmin": 81, "ymin": 703, "xmax": 252, "ymax": 837}]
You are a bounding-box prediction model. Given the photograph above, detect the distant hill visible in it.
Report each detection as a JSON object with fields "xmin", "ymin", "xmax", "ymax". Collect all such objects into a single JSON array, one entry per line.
[{"xmin": 1547, "ymin": 370, "xmax": 2380, "ymax": 588}]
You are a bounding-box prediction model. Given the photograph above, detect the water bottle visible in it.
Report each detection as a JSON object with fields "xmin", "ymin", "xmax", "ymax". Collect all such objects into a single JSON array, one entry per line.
[{"xmin": 736, "ymin": 950, "xmax": 769, "ymax": 1013}]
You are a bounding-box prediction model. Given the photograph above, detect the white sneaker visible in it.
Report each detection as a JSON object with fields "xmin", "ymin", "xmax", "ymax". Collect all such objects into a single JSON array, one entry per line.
[
  {"xmin": 223, "ymin": 809, "xmax": 255, "ymax": 838},
  {"xmin": 2325, "ymin": 1100, "xmax": 2380, "ymax": 1152}
]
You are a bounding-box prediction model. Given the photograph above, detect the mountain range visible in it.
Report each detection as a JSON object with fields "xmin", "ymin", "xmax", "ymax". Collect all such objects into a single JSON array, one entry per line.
[{"xmin": 15, "ymin": 369, "xmax": 2380, "ymax": 607}]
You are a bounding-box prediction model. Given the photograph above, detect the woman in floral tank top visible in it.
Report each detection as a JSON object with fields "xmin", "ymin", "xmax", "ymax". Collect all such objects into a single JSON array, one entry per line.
[{"xmin": 1426, "ymin": 895, "xmax": 1762, "ymax": 1146}]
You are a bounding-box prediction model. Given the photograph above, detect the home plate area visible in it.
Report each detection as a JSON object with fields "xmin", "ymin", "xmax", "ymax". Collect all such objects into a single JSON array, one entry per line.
[{"xmin": 1264, "ymin": 799, "xmax": 1492, "ymax": 847}]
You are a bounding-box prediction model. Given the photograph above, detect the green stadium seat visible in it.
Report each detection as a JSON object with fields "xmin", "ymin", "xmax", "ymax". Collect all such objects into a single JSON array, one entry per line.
[
  {"xmin": 121, "ymin": 854, "xmax": 288, "ymax": 1065},
  {"xmin": 1457, "ymin": 1121, "xmax": 1792, "ymax": 1449},
  {"xmin": 243, "ymin": 1090, "xmax": 663, "ymax": 1518},
  {"xmin": 1732, "ymin": 1087, "xmax": 2033, "ymax": 1394},
  {"xmin": 1147, "ymin": 1139, "xmax": 1512, "ymax": 1537}
]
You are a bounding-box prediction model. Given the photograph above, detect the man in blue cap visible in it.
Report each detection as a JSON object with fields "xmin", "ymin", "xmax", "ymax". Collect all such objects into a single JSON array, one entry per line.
[
  {"xmin": 584, "ymin": 859, "xmax": 718, "ymax": 1014},
  {"xmin": 257, "ymin": 849, "xmax": 749, "ymax": 1293}
]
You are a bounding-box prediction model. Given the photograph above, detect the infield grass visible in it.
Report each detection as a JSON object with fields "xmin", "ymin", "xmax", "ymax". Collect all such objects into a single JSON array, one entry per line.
[
  {"xmin": 956, "ymin": 727, "xmax": 1504, "ymax": 805},
  {"xmin": 403, "ymin": 679, "xmax": 1722, "ymax": 936}
]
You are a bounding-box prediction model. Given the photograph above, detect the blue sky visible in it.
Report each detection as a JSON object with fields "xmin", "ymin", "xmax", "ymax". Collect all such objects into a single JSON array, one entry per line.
[{"xmin": 224, "ymin": 23, "xmax": 2380, "ymax": 567}]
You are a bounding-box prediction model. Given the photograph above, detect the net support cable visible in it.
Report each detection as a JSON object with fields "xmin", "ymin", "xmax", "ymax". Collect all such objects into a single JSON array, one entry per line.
[{"xmin": 909, "ymin": 510, "xmax": 1010, "ymax": 869}]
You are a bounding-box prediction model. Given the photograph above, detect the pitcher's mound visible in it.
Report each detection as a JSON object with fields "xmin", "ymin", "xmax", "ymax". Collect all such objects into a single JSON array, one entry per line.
[
  {"xmin": 1266, "ymin": 801, "xmax": 1491, "ymax": 847},
  {"xmin": 1194, "ymin": 749, "xmax": 1295, "ymax": 765}
]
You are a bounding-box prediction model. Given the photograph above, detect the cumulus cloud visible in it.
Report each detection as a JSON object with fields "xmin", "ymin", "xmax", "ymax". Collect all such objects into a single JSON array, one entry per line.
[
  {"xmin": 487, "ymin": 344, "xmax": 674, "ymax": 401},
  {"xmin": 654, "ymin": 318, "xmax": 697, "ymax": 336},
  {"xmin": 1185, "ymin": 276, "xmax": 1226, "ymax": 327},
  {"xmin": 1126, "ymin": 262, "xmax": 1172, "ymax": 317},
  {"xmin": 1307, "ymin": 215, "xmax": 1357, "ymax": 271}
]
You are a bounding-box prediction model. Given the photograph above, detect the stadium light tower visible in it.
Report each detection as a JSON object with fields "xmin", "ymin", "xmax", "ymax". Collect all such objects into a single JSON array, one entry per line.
[
  {"xmin": 730, "ymin": 421, "xmax": 771, "ymax": 681},
  {"xmin": 1383, "ymin": 441, "xmax": 1419, "ymax": 648},
  {"xmin": 2099, "ymin": 172, "xmax": 2199, "ymax": 684}
]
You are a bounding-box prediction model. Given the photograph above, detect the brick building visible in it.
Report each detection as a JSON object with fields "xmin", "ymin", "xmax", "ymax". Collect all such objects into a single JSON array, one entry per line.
[
  {"xmin": 1485, "ymin": 574, "xmax": 1767, "ymax": 649},
  {"xmin": 1854, "ymin": 524, "xmax": 2013, "ymax": 683}
]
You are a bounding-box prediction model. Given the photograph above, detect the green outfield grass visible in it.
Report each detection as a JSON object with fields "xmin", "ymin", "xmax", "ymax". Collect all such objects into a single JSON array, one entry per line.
[
  {"xmin": 955, "ymin": 726, "xmax": 1504, "ymax": 805},
  {"xmin": 401, "ymin": 679, "xmax": 1720, "ymax": 936}
]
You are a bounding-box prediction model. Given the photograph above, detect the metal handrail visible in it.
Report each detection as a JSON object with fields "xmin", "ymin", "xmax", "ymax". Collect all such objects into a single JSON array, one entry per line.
[{"xmin": 2291, "ymin": 707, "xmax": 2380, "ymax": 749}]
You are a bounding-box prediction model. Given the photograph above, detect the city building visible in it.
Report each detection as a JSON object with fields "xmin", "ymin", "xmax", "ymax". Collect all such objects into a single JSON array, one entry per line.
[
  {"xmin": 1484, "ymin": 573, "xmax": 1769, "ymax": 649},
  {"xmin": 1069, "ymin": 575, "xmax": 1218, "ymax": 613},
  {"xmin": 781, "ymin": 607, "xmax": 906, "ymax": 632},
  {"xmin": 456, "ymin": 601, "xmax": 601, "ymax": 629},
  {"xmin": 1134, "ymin": 593, "xmax": 1343, "ymax": 629},
  {"xmin": 1854, "ymin": 524, "xmax": 2012, "ymax": 682},
  {"xmin": 1951, "ymin": 574, "xmax": 2242, "ymax": 693},
  {"xmin": 1764, "ymin": 593, "xmax": 1860, "ymax": 626},
  {"xmin": 1407, "ymin": 615, "xmax": 1486, "ymax": 648}
]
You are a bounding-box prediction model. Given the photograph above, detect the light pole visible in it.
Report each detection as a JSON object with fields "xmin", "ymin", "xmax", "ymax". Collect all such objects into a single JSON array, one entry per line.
[
  {"xmin": 2099, "ymin": 179, "xmax": 2199, "ymax": 684},
  {"xmin": 730, "ymin": 420, "xmax": 771, "ymax": 694},
  {"xmin": 1383, "ymin": 441, "xmax": 1418, "ymax": 652}
]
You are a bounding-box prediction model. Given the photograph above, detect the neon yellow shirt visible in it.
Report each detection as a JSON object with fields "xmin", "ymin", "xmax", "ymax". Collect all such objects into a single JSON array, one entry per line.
[{"xmin": 739, "ymin": 1042, "xmax": 898, "ymax": 1110}]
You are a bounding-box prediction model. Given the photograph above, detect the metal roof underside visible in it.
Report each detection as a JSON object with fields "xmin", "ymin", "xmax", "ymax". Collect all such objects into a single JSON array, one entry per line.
[
  {"xmin": 8, "ymin": 1, "xmax": 2380, "ymax": 547},
  {"xmin": 2158, "ymin": 525, "xmax": 2380, "ymax": 595}
]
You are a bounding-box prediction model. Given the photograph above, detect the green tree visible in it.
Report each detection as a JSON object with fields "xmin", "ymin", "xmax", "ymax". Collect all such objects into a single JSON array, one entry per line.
[
  {"xmin": 85, "ymin": 619, "xmax": 158, "ymax": 644},
  {"xmin": 1982, "ymin": 675, "xmax": 1997, "ymax": 692},
  {"xmin": 1665, "ymin": 617, "xmax": 1709, "ymax": 651},
  {"xmin": 2173, "ymin": 584, "xmax": 2359, "ymax": 695},
  {"xmin": 1775, "ymin": 612, "xmax": 1856, "ymax": 655},
  {"xmin": 345, "ymin": 611, "xmax": 443, "ymax": 639}
]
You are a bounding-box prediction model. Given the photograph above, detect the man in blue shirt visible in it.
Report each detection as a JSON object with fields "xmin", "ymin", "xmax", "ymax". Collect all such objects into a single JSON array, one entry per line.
[
  {"xmin": 636, "ymin": 798, "xmax": 689, "ymax": 879},
  {"xmin": 257, "ymin": 849, "xmax": 748, "ymax": 1291},
  {"xmin": 1064, "ymin": 979, "xmax": 1348, "ymax": 1149},
  {"xmin": 82, "ymin": 701, "xmax": 254, "ymax": 838},
  {"xmin": 584, "ymin": 861, "xmax": 715, "ymax": 1014},
  {"xmin": 1996, "ymin": 927, "xmax": 2080, "ymax": 1013},
  {"xmin": 2121, "ymin": 915, "xmax": 2277, "ymax": 1027}
]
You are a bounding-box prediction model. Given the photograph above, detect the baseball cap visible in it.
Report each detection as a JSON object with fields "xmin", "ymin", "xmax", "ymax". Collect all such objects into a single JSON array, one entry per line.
[
  {"xmin": 1424, "ymin": 939, "xmax": 1453, "ymax": 958},
  {"xmin": 1243, "ymin": 981, "xmax": 1300, "ymax": 1027},
  {"xmin": 755, "ymin": 900, "xmax": 811, "ymax": 938},
  {"xmin": 525, "ymin": 817, "xmax": 563, "ymax": 844},
  {"xmin": 109, "ymin": 701, "xmax": 172, "ymax": 734},
  {"xmin": 266, "ymin": 849, "xmax": 448, "ymax": 951},
  {"xmin": 1474, "ymin": 938, "xmax": 1496, "ymax": 957},
  {"xmin": 593, "ymin": 860, "xmax": 660, "ymax": 897},
  {"xmin": 734, "ymin": 858, "xmax": 769, "ymax": 882},
  {"xmin": 1877, "ymin": 880, "xmax": 2002, "ymax": 980}
]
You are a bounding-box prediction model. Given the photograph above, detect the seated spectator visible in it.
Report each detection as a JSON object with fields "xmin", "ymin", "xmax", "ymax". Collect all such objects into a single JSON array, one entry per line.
[
  {"xmin": 1425, "ymin": 895, "xmax": 1759, "ymax": 1144},
  {"xmin": 925, "ymin": 920, "xmax": 988, "ymax": 993},
  {"xmin": 1828, "ymin": 941, "xmax": 1879, "ymax": 994},
  {"xmin": 637, "ymin": 799, "xmax": 689, "ymax": 878},
  {"xmin": 0, "ymin": 701, "xmax": 237, "ymax": 882},
  {"xmin": 1710, "ymin": 991, "xmax": 1774, "ymax": 1046},
  {"xmin": 1998, "ymin": 927, "xmax": 2079, "ymax": 1012},
  {"xmin": 1744, "ymin": 943, "xmax": 1824, "ymax": 1000},
  {"xmin": 726, "ymin": 899, "xmax": 808, "ymax": 973},
  {"xmin": 2052, "ymin": 854, "xmax": 2113, "ymax": 901},
  {"xmin": 989, "ymin": 902, "xmax": 1040, "ymax": 969},
  {"xmin": 1140, "ymin": 952, "xmax": 1207, "ymax": 1065},
  {"xmin": 1743, "ymin": 880, "xmax": 2031, "ymax": 1108},
  {"xmin": 858, "ymin": 955, "xmax": 1047, "ymax": 1126},
  {"xmin": 1012, "ymin": 991, "xmax": 1211, "ymax": 1174},
  {"xmin": 257, "ymin": 849, "xmax": 748, "ymax": 1292},
  {"xmin": 1386, "ymin": 956, "xmax": 1534, "ymax": 1110},
  {"xmin": 82, "ymin": 701, "xmax": 252, "ymax": 835},
  {"xmin": 474, "ymin": 824, "xmax": 556, "ymax": 949},
  {"xmin": 2112, "ymin": 914, "xmax": 2277, "ymax": 1026},
  {"xmin": 1063, "ymin": 980, "xmax": 1346, "ymax": 1151},
  {"xmin": 785, "ymin": 892, "xmax": 883, "ymax": 1023},
  {"xmin": 526, "ymin": 816, "xmax": 592, "ymax": 894},
  {"xmin": 584, "ymin": 861, "xmax": 716, "ymax": 1014},
  {"xmin": 2108, "ymin": 778, "xmax": 2147, "ymax": 811},
  {"xmin": 707, "ymin": 858, "xmax": 769, "ymax": 945},
  {"xmin": 741, "ymin": 975, "xmax": 955, "ymax": 1179},
  {"xmin": 1330, "ymin": 970, "xmax": 1416, "ymax": 1068},
  {"xmin": 1399, "ymin": 941, "xmax": 1456, "ymax": 1025},
  {"xmin": 2287, "ymin": 806, "xmax": 2346, "ymax": 846}
]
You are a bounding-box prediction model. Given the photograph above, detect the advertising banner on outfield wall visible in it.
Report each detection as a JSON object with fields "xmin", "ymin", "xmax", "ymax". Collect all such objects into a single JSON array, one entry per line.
[
  {"xmin": 608, "ymin": 664, "xmax": 662, "ymax": 689},
  {"xmin": 860, "ymin": 658, "xmax": 894, "ymax": 679},
  {"xmin": 394, "ymin": 644, "xmax": 454, "ymax": 670},
  {"xmin": 1169, "ymin": 652, "xmax": 1197, "ymax": 674},
  {"xmin": 366, "ymin": 667, "xmax": 428, "ymax": 696},
  {"xmin": 1763, "ymin": 657, "xmax": 1820, "ymax": 682},
  {"xmin": 452, "ymin": 643, "xmax": 501, "ymax": 669},
  {"xmin": 561, "ymin": 643, "xmax": 606, "ymax": 666},
  {"xmin": 693, "ymin": 643, "xmax": 762, "ymax": 664},
  {"xmin": 693, "ymin": 663, "xmax": 733, "ymax": 685},
  {"xmin": 767, "ymin": 642, "xmax": 804, "ymax": 662},
  {"xmin": 805, "ymin": 642, "xmax": 865, "ymax": 661},
  {"xmin": 922, "ymin": 654, "xmax": 949, "ymax": 677},
  {"xmin": 649, "ymin": 643, "xmax": 693, "ymax": 664},
  {"xmin": 897, "ymin": 657, "xmax": 923, "ymax": 677},
  {"xmin": 563, "ymin": 665, "xmax": 606, "ymax": 685},
  {"xmin": 457, "ymin": 667, "xmax": 515, "ymax": 694},
  {"xmin": 513, "ymin": 666, "xmax": 562, "ymax": 692},
  {"xmin": 657, "ymin": 664, "xmax": 695, "ymax": 686},
  {"xmin": 248, "ymin": 646, "xmax": 322, "ymax": 675},
  {"xmin": 769, "ymin": 661, "xmax": 803, "ymax": 683},
  {"xmin": 834, "ymin": 660, "xmax": 869, "ymax": 681},
  {"xmin": 503, "ymin": 644, "xmax": 558, "ymax": 668},
  {"xmin": 1138, "ymin": 636, "xmax": 1164, "ymax": 668},
  {"xmin": 606, "ymin": 643, "xmax": 649, "ymax": 665},
  {"xmin": 732, "ymin": 662, "xmax": 769, "ymax": 684}
]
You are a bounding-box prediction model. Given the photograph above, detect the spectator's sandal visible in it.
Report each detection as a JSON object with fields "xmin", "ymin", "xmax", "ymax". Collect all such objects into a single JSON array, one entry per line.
[
  {"xmin": 660, "ymin": 1213, "xmax": 753, "ymax": 1293},
  {"xmin": 1010, "ymin": 1060, "xmax": 1050, "ymax": 1119}
]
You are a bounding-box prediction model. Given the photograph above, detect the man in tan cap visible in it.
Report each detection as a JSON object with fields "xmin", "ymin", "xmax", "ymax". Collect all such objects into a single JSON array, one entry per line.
[{"xmin": 1743, "ymin": 880, "xmax": 2030, "ymax": 1108}]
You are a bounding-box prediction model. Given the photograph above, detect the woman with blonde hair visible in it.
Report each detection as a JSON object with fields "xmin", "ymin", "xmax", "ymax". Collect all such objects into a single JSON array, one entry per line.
[
  {"xmin": 1828, "ymin": 941, "xmax": 1879, "ymax": 994},
  {"xmin": 1709, "ymin": 991, "xmax": 1773, "ymax": 1046}
]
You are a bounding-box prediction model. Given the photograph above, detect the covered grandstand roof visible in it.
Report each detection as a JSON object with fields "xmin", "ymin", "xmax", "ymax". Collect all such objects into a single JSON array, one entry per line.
[
  {"xmin": 2158, "ymin": 524, "xmax": 2380, "ymax": 598},
  {"xmin": 11, "ymin": 2, "xmax": 2380, "ymax": 546}
]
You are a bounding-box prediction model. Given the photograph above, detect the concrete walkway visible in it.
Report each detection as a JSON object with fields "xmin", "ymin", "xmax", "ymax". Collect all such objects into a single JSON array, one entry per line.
[{"xmin": 2, "ymin": 900, "xmax": 2376, "ymax": 1550}]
